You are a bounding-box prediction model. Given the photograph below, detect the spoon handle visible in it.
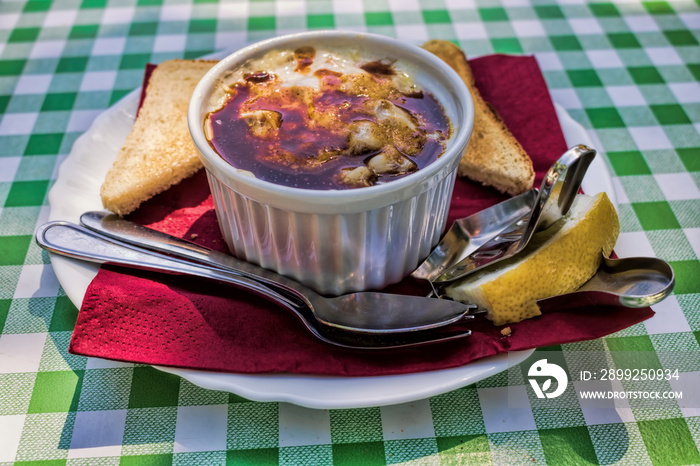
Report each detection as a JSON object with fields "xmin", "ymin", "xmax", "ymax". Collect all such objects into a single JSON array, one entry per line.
[
  {"xmin": 36, "ymin": 221, "xmax": 301, "ymax": 310},
  {"xmin": 536, "ymin": 255, "xmax": 675, "ymax": 312},
  {"xmin": 80, "ymin": 211, "xmax": 314, "ymax": 308},
  {"xmin": 576, "ymin": 255, "xmax": 675, "ymax": 307}
]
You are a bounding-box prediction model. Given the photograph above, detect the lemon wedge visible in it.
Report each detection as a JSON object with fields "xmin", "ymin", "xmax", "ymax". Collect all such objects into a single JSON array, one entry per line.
[{"xmin": 445, "ymin": 192, "xmax": 620, "ymax": 326}]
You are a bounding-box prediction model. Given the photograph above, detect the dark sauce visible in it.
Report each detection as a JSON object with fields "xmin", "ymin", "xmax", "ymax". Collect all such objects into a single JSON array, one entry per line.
[
  {"xmin": 360, "ymin": 59, "xmax": 396, "ymax": 76},
  {"xmin": 243, "ymin": 71, "xmax": 274, "ymax": 83},
  {"xmin": 313, "ymin": 68, "xmax": 343, "ymax": 87},
  {"xmin": 294, "ymin": 46, "xmax": 316, "ymax": 73},
  {"xmin": 207, "ymin": 58, "xmax": 450, "ymax": 190}
]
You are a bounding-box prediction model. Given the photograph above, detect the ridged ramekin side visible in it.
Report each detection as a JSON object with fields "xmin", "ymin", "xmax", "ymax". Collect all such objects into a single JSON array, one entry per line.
[{"xmin": 206, "ymin": 170, "xmax": 457, "ymax": 295}]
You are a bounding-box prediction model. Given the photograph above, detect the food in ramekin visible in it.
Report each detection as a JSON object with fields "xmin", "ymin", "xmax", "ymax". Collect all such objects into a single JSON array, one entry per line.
[{"xmin": 203, "ymin": 45, "xmax": 452, "ymax": 190}]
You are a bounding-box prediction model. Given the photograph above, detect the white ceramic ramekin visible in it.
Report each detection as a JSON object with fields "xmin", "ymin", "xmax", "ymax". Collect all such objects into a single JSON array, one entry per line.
[{"xmin": 189, "ymin": 31, "xmax": 473, "ymax": 294}]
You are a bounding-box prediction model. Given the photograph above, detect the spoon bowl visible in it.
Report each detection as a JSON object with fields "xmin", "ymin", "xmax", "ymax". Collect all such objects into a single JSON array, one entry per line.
[{"xmin": 510, "ymin": 255, "xmax": 676, "ymax": 314}]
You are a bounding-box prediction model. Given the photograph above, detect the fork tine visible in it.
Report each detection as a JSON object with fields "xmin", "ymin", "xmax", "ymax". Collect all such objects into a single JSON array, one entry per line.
[{"xmin": 316, "ymin": 325, "xmax": 472, "ymax": 350}]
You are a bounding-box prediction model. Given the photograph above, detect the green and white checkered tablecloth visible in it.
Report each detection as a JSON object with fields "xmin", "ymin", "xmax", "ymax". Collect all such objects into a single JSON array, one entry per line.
[{"xmin": 1, "ymin": 0, "xmax": 699, "ymax": 464}]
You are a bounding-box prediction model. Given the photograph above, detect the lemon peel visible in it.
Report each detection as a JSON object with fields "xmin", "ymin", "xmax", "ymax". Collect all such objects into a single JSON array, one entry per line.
[{"xmin": 445, "ymin": 192, "xmax": 619, "ymax": 326}]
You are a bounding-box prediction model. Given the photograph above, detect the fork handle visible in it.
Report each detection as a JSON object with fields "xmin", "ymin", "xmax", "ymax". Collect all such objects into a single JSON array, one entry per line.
[
  {"xmin": 36, "ymin": 222, "xmax": 302, "ymax": 310},
  {"xmin": 80, "ymin": 211, "xmax": 313, "ymax": 308}
]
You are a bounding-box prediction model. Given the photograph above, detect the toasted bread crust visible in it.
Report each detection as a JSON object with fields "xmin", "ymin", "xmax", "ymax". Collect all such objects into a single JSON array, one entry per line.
[
  {"xmin": 100, "ymin": 59, "xmax": 217, "ymax": 216},
  {"xmin": 422, "ymin": 40, "xmax": 534, "ymax": 195}
]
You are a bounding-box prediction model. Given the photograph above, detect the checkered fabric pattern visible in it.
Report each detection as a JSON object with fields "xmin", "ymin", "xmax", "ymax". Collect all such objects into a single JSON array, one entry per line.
[{"xmin": 1, "ymin": 0, "xmax": 699, "ymax": 464}]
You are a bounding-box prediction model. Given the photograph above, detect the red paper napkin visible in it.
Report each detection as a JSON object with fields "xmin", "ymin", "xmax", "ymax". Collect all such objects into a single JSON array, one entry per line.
[{"xmin": 69, "ymin": 54, "xmax": 654, "ymax": 376}]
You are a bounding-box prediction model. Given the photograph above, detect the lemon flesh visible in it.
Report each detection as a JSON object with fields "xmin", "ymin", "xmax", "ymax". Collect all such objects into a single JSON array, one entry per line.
[{"xmin": 445, "ymin": 192, "xmax": 620, "ymax": 326}]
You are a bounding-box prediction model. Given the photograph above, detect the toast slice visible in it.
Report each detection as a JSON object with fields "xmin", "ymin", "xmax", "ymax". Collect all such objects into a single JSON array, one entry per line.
[
  {"xmin": 422, "ymin": 40, "xmax": 534, "ymax": 196},
  {"xmin": 100, "ymin": 59, "xmax": 217, "ymax": 216}
]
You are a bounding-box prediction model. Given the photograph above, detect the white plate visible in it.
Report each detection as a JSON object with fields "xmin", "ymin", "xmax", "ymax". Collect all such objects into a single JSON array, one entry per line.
[{"xmin": 47, "ymin": 75, "xmax": 614, "ymax": 409}]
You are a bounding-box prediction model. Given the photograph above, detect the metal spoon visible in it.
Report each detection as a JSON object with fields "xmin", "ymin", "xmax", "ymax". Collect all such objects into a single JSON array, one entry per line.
[
  {"xmin": 431, "ymin": 145, "xmax": 597, "ymax": 285},
  {"xmin": 411, "ymin": 188, "xmax": 538, "ymax": 282},
  {"xmin": 538, "ymin": 255, "xmax": 675, "ymax": 311},
  {"xmin": 36, "ymin": 221, "xmax": 474, "ymax": 342},
  {"xmin": 442, "ymin": 254, "xmax": 674, "ymax": 318}
]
